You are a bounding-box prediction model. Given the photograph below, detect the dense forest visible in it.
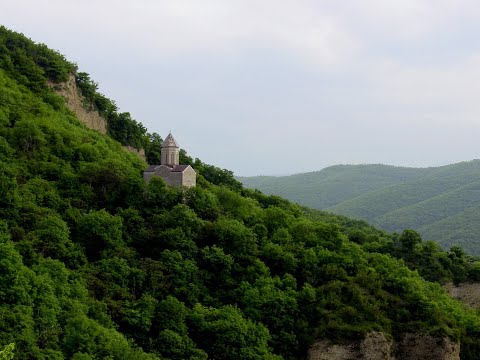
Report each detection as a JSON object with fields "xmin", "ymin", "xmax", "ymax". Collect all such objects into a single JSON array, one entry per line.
[
  {"xmin": 1, "ymin": 26, "xmax": 480, "ymax": 359},
  {"xmin": 238, "ymin": 162, "xmax": 480, "ymax": 254}
]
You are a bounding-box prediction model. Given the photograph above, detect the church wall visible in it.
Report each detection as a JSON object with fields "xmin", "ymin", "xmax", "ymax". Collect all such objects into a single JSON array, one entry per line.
[
  {"xmin": 154, "ymin": 165, "xmax": 173, "ymax": 179},
  {"xmin": 164, "ymin": 172, "xmax": 182, "ymax": 187},
  {"xmin": 143, "ymin": 171, "xmax": 155, "ymax": 182},
  {"xmin": 181, "ymin": 167, "xmax": 196, "ymax": 187}
]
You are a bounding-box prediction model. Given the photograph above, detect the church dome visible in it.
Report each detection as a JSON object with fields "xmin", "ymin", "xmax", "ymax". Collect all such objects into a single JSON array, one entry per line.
[{"xmin": 162, "ymin": 132, "xmax": 179, "ymax": 148}]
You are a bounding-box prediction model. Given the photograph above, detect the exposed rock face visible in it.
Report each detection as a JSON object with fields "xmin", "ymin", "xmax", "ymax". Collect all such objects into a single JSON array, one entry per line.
[
  {"xmin": 445, "ymin": 282, "xmax": 480, "ymax": 309},
  {"xmin": 51, "ymin": 74, "xmax": 146, "ymax": 163},
  {"xmin": 362, "ymin": 332, "xmax": 393, "ymax": 360},
  {"xmin": 308, "ymin": 332, "xmax": 392, "ymax": 360},
  {"xmin": 50, "ymin": 74, "xmax": 107, "ymax": 134},
  {"xmin": 395, "ymin": 333, "xmax": 460, "ymax": 360},
  {"xmin": 123, "ymin": 145, "xmax": 146, "ymax": 162},
  {"xmin": 308, "ymin": 332, "xmax": 460, "ymax": 360}
]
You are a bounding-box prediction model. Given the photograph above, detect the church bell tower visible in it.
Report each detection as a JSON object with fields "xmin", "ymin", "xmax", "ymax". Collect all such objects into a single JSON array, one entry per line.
[{"xmin": 161, "ymin": 132, "xmax": 180, "ymax": 167}]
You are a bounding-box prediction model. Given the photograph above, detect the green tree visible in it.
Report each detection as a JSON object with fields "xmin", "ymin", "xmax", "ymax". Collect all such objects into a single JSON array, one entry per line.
[
  {"xmin": 189, "ymin": 304, "xmax": 281, "ymax": 360},
  {"xmin": 79, "ymin": 158, "xmax": 143, "ymax": 209},
  {"xmin": 32, "ymin": 214, "xmax": 75, "ymax": 260},
  {"xmin": 448, "ymin": 245, "xmax": 468, "ymax": 284},
  {"xmin": 145, "ymin": 132, "xmax": 162, "ymax": 164},
  {"xmin": 399, "ymin": 229, "xmax": 422, "ymax": 252},
  {"xmin": 10, "ymin": 119, "xmax": 46, "ymax": 158},
  {"xmin": 237, "ymin": 276, "xmax": 299, "ymax": 357},
  {"xmin": 74, "ymin": 210, "xmax": 124, "ymax": 259},
  {"xmin": 213, "ymin": 218, "xmax": 258, "ymax": 262},
  {"xmin": 0, "ymin": 344, "xmax": 14, "ymax": 360}
]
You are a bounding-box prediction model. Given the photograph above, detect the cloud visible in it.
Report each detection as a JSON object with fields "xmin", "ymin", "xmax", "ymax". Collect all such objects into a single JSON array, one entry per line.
[
  {"xmin": 1, "ymin": 0, "xmax": 361, "ymax": 70},
  {"xmin": 347, "ymin": 0, "xmax": 479, "ymax": 41},
  {"xmin": 109, "ymin": 0, "xmax": 361, "ymax": 70},
  {"xmin": 2, "ymin": 1, "xmax": 480, "ymax": 174},
  {"xmin": 363, "ymin": 53, "xmax": 480, "ymax": 126}
]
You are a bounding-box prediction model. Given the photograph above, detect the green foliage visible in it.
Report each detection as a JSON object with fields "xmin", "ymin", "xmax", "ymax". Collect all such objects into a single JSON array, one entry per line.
[
  {"xmin": 145, "ymin": 132, "xmax": 162, "ymax": 164},
  {"xmin": 75, "ymin": 210, "xmax": 124, "ymax": 259},
  {"xmin": 0, "ymin": 344, "xmax": 14, "ymax": 360},
  {"xmin": 63, "ymin": 314, "xmax": 159, "ymax": 360},
  {"xmin": 399, "ymin": 229, "xmax": 422, "ymax": 252},
  {"xmin": 0, "ymin": 26, "xmax": 75, "ymax": 87},
  {"xmin": 239, "ymin": 162, "xmax": 480, "ymax": 255},
  {"xmin": 1, "ymin": 26, "xmax": 480, "ymax": 360},
  {"xmin": 189, "ymin": 304, "xmax": 281, "ymax": 360},
  {"xmin": 238, "ymin": 164, "xmax": 426, "ymax": 209},
  {"xmin": 180, "ymin": 150, "xmax": 244, "ymax": 190},
  {"xmin": 0, "ymin": 25, "xmax": 150, "ymax": 151},
  {"xmin": 75, "ymin": 71, "xmax": 151, "ymax": 151}
]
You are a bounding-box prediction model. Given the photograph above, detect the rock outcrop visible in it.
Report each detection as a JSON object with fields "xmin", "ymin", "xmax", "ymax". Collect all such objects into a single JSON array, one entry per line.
[
  {"xmin": 395, "ymin": 333, "xmax": 459, "ymax": 360},
  {"xmin": 308, "ymin": 332, "xmax": 460, "ymax": 360},
  {"xmin": 308, "ymin": 332, "xmax": 392, "ymax": 360},
  {"xmin": 51, "ymin": 74, "xmax": 146, "ymax": 163},
  {"xmin": 50, "ymin": 73, "xmax": 107, "ymax": 134},
  {"xmin": 123, "ymin": 145, "xmax": 146, "ymax": 162},
  {"xmin": 445, "ymin": 282, "xmax": 480, "ymax": 309}
]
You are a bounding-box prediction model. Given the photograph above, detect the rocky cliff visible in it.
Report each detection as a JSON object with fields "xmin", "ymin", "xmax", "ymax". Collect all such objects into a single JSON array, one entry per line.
[
  {"xmin": 51, "ymin": 74, "xmax": 146, "ymax": 162},
  {"xmin": 445, "ymin": 282, "xmax": 480, "ymax": 309},
  {"xmin": 122, "ymin": 145, "xmax": 147, "ymax": 162},
  {"xmin": 50, "ymin": 73, "xmax": 107, "ymax": 134},
  {"xmin": 308, "ymin": 332, "xmax": 460, "ymax": 360}
]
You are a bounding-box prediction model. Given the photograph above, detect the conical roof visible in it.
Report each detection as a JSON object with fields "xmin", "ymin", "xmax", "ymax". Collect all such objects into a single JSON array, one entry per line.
[{"xmin": 161, "ymin": 132, "xmax": 179, "ymax": 148}]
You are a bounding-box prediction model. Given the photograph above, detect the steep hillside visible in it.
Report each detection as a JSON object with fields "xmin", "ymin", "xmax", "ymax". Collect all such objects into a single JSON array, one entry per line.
[
  {"xmin": 49, "ymin": 73, "xmax": 107, "ymax": 134},
  {"xmin": 238, "ymin": 164, "xmax": 431, "ymax": 209},
  {"xmin": 239, "ymin": 161, "xmax": 480, "ymax": 254},
  {"xmin": 2, "ymin": 26, "xmax": 480, "ymax": 360}
]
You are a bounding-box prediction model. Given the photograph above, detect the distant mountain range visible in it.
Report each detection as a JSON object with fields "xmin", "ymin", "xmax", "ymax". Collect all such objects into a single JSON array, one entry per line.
[{"xmin": 238, "ymin": 161, "xmax": 480, "ymax": 255}]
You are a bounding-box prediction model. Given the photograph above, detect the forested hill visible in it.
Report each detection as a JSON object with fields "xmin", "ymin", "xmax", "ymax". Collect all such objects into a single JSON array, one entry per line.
[
  {"xmin": 238, "ymin": 162, "xmax": 480, "ymax": 254},
  {"xmin": 2, "ymin": 26, "xmax": 480, "ymax": 359}
]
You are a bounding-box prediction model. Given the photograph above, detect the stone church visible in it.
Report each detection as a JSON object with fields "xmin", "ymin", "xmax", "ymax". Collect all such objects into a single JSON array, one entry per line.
[{"xmin": 143, "ymin": 133, "xmax": 196, "ymax": 187}]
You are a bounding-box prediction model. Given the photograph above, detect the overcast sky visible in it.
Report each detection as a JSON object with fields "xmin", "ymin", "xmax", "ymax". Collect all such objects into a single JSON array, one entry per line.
[{"xmin": 2, "ymin": 1, "xmax": 480, "ymax": 175}]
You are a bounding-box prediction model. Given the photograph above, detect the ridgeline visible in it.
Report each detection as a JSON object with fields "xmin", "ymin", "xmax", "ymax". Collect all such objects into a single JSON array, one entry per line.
[
  {"xmin": 239, "ymin": 162, "xmax": 480, "ymax": 255},
  {"xmin": 1, "ymin": 26, "xmax": 480, "ymax": 359}
]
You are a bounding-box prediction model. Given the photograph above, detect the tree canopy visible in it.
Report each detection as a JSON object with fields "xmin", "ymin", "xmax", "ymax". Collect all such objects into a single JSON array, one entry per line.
[{"xmin": 1, "ymin": 25, "xmax": 480, "ymax": 360}]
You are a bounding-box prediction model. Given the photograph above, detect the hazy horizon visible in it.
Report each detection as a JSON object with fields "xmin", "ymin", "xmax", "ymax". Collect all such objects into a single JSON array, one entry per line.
[
  {"xmin": 3, "ymin": 1, "xmax": 480, "ymax": 176},
  {"xmin": 237, "ymin": 158, "xmax": 480, "ymax": 177}
]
